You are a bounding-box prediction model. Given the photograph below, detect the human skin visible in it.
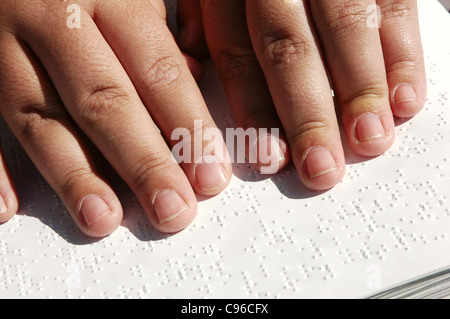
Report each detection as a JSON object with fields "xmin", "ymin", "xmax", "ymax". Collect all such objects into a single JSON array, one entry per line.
[
  {"xmin": 0, "ymin": 0, "xmax": 233, "ymax": 236},
  {"xmin": 177, "ymin": 0, "xmax": 426, "ymax": 189},
  {"xmin": 0, "ymin": 0, "xmax": 426, "ymax": 237}
]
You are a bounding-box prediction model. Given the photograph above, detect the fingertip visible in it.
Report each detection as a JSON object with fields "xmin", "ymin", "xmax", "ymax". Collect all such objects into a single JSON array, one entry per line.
[
  {"xmin": 0, "ymin": 190, "xmax": 19, "ymax": 224},
  {"xmin": 302, "ymin": 168, "xmax": 346, "ymax": 191},
  {"xmin": 392, "ymin": 83, "xmax": 426, "ymax": 118},
  {"xmin": 77, "ymin": 194, "xmax": 123, "ymax": 238},
  {"xmin": 0, "ymin": 153, "xmax": 19, "ymax": 223},
  {"xmin": 299, "ymin": 146, "xmax": 346, "ymax": 191},
  {"xmin": 252, "ymin": 134, "xmax": 291, "ymax": 175},
  {"xmin": 150, "ymin": 188, "xmax": 198, "ymax": 233},
  {"xmin": 192, "ymin": 156, "xmax": 231, "ymax": 196},
  {"xmin": 347, "ymin": 112, "xmax": 396, "ymax": 158}
]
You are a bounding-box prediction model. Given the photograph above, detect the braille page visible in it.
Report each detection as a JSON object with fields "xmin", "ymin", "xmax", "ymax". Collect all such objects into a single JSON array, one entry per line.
[{"xmin": 0, "ymin": 0, "xmax": 449, "ymax": 299}]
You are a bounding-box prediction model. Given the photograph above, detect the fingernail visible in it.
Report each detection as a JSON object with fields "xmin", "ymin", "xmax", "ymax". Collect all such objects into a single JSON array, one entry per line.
[
  {"xmin": 194, "ymin": 156, "xmax": 227, "ymax": 191},
  {"xmin": 355, "ymin": 113, "xmax": 386, "ymax": 142},
  {"xmin": 0, "ymin": 195, "xmax": 7, "ymax": 214},
  {"xmin": 79, "ymin": 195, "xmax": 112, "ymax": 226},
  {"xmin": 394, "ymin": 84, "xmax": 417, "ymax": 105},
  {"xmin": 152, "ymin": 189, "xmax": 189, "ymax": 225},
  {"xmin": 305, "ymin": 147, "xmax": 338, "ymax": 179},
  {"xmin": 252, "ymin": 134, "xmax": 286, "ymax": 174}
]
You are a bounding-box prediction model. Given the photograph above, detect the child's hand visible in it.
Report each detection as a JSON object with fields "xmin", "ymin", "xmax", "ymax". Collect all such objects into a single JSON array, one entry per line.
[
  {"xmin": 178, "ymin": 0, "xmax": 427, "ymax": 190},
  {"xmin": 0, "ymin": 0, "xmax": 233, "ymax": 236}
]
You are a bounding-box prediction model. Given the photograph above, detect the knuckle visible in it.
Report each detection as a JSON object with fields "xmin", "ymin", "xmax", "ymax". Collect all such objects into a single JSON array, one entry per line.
[
  {"xmin": 79, "ymin": 85, "xmax": 130, "ymax": 124},
  {"xmin": 130, "ymin": 154, "xmax": 173, "ymax": 190},
  {"xmin": 14, "ymin": 103, "xmax": 67, "ymax": 138},
  {"xmin": 57, "ymin": 166, "xmax": 93, "ymax": 197},
  {"xmin": 341, "ymin": 83, "xmax": 388, "ymax": 105},
  {"xmin": 172, "ymin": 116, "xmax": 214, "ymax": 141},
  {"xmin": 141, "ymin": 54, "xmax": 183, "ymax": 92},
  {"xmin": 262, "ymin": 33, "xmax": 312, "ymax": 68},
  {"xmin": 379, "ymin": 1, "xmax": 415, "ymax": 21},
  {"xmin": 386, "ymin": 55, "xmax": 422, "ymax": 75},
  {"xmin": 178, "ymin": 118, "xmax": 216, "ymax": 154},
  {"xmin": 326, "ymin": 3, "xmax": 370, "ymax": 34},
  {"xmin": 240, "ymin": 108, "xmax": 277, "ymax": 129},
  {"xmin": 216, "ymin": 48, "xmax": 260, "ymax": 80},
  {"xmin": 287, "ymin": 119, "xmax": 331, "ymax": 146},
  {"xmin": 16, "ymin": 112, "xmax": 49, "ymax": 138}
]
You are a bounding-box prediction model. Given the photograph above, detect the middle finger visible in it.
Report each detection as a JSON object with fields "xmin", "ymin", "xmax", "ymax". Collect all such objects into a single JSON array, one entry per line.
[{"xmin": 246, "ymin": 0, "xmax": 346, "ymax": 190}]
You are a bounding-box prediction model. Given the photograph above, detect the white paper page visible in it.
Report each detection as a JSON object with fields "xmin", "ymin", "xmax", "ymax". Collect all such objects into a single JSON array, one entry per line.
[{"xmin": 0, "ymin": 0, "xmax": 449, "ymax": 299}]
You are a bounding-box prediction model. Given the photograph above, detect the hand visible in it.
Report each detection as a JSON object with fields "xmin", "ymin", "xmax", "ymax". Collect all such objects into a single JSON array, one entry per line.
[
  {"xmin": 0, "ymin": 0, "xmax": 233, "ymax": 237},
  {"xmin": 178, "ymin": 0, "xmax": 427, "ymax": 190}
]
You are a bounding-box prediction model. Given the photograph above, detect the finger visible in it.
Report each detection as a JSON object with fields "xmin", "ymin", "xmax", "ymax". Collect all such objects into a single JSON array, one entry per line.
[
  {"xmin": 377, "ymin": 0, "xmax": 427, "ymax": 118},
  {"xmin": 183, "ymin": 52, "xmax": 205, "ymax": 82},
  {"xmin": 177, "ymin": 0, "xmax": 209, "ymax": 60},
  {"xmin": 246, "ymin": 0, "xmax": 345, "ymax": 190},
  {"xmin": 94, "ymin": 0, "xmax": 232, "ymax": 195},
  {"xmin": 0, "ymin": 35, "xmax": 122, "ymax": 237},
  {"xmin": 150, "ymin": 0, "xmax": 205, "ymax": 82},
  {"xmin": 20, "ymin": 2, "xmax": 199, "ymax": 233},
  {"xmin": 149, "ymin": 0, "xmax": 167, "ymax": 20},
  {"xmin": 0, "ymin": 143, "xmax": 18, "ymax": 224},
  {"xmin": 201, "ymin": 0, "xmax": 290, "ymax": 174},
  {"xmin": 308, "ymin": 0, "xmax": 395, "ymax": 157}
]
